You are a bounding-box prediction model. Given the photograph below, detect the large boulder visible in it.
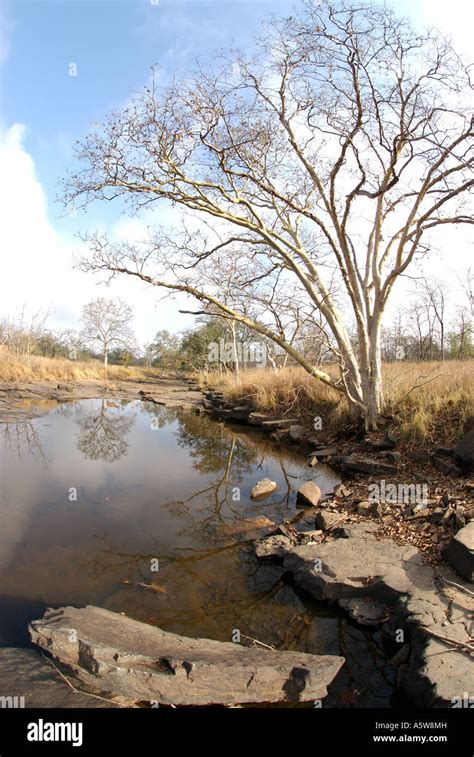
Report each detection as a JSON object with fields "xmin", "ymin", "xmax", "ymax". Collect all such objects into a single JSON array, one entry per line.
[
  {"xmin": 30, "ymin": 606, "xmax": 345, "ymax": 706},
  {"xmin": 443, "ymin": 522, "xmax": 474, "ymax": 582}
]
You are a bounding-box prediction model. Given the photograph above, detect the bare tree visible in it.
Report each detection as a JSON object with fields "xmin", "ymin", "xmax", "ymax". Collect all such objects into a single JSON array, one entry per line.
[
  {"xmin": 80, "ymin": 297, "xmax": 135, "ymax": 367},
  {"xmin": 65, "ymin": 0, "xmax": 474, "ymax": 428}
]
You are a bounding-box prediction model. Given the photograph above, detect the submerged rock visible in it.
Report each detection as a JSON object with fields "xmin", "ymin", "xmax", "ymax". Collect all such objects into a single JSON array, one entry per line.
[{"xmin": 250, "ymin": 478, "xmax": 277, "ymax": 500}]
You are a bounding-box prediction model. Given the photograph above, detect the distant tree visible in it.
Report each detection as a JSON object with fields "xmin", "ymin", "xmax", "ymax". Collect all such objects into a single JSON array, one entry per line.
[
  {"xmin": 145, "ymin": 330, "xmax": 182, "ymax": 370},
  {"xmin": 180, "ymin": 319, "xmax": 229, "ymax": 372},
  {"xmin": 80, "ymin": 297, "xmax": 136, "ymax": 367}
]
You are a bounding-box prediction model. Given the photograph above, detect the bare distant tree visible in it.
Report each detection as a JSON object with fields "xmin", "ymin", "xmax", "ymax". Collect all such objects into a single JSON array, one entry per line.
[
  {"xmin": 65, "ymin": 0, "xmax": 474, "ymax": 428},
  {"xmin": 418, "ymin": 277, "xmax": 447, "ymax": 361},
  {"xmin": 80, "ymin": 297, "xmax": 135, "ymax": 367}
]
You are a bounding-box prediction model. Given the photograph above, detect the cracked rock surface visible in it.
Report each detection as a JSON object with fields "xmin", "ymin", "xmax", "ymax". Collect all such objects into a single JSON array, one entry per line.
[{"xmin": 255, "ymin": 523, "xmax": 473, "ymax": 706}]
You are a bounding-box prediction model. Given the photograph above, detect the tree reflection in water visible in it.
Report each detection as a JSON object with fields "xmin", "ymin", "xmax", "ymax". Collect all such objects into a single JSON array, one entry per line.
[
  {"xmin": 156, "ymin": 406, "xmax": 306, "ymax": 544},
  {"xmin": 81, "ymin": 405, "xmax": 319, "ymax": 645},
  {"xmin": 75, "ymin": 399, "xmax": 135, "ymax": 462},
  {"xmin": 1, "ymin": 420, "xmax": 49, "ymax": 466}
]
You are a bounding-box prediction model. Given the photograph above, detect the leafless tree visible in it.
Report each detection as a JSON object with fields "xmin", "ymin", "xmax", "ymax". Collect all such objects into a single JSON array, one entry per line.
[
  {"xmin": 65, "ymin": 0, "xmax": 474, "ymax": 428},
  {"xmin": 80, "ymin": 297, "xmax": 136, "ymax": 367},
  {"xmin": 416, "ymin": 277, "xmax": 447, "ymax": 360}
]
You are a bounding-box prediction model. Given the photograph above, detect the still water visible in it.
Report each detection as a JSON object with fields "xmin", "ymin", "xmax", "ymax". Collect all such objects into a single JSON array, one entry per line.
[{"xmin": 0, "ymin": 399, "xmax": 395, "ymax": 706}]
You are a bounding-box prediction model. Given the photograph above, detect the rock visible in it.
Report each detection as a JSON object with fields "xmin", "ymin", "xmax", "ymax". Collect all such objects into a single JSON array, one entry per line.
[
  {"xmin": 250, "ymin": 478, "xmax": 277, "ymax": 500},
  {"xmin": 432, "ymin": 457, "xmax": 462, "ymax": 477},
  {"xmin": 412, "ymin": 503, "xmax": 427, "ymax": 515},
  {"xmin": 331, "ymin": 527, "xmax": 351, "ymax": 539},
  {"xmin": 299, "ymin": 530, "xmax": 323, "ymax": 544},
  {"xmin": 454, "ymin": 416, "xmax": 474, "ymax": 470},
  {"xmin": 255, "ymin": 535, "xmax": 293, "ymax": 560},
  {"xmin": 214, "ymin": 407, "xmax": 250, "ymax": 422},
  {"xmin": 289, "ymin": 424, "xmax": 304, "ymax": 441},
  {"xmin": 254, "ymin": 523, "xmax": 473, "ymax": 706},
  {"xmin": 315, "ymin": 510, "xmax": 343, "ymax": 531},
  {"xmin": 0, "ymin": 648, "xmax": 120, "ymax": 708},
  {"xmin": 389, "ymin": 644, "xmax": 410, "ymax": 666},
  {"xmin": 338, "ymin": 597, "xmax": 389, "ymax": 626},
  {"xmin": 29, "ymin": 606, "xmax": 345, "ymax": 705},
  {"xmin": 334, "ymin": 484, "xmax": 351, "ymax": 498},
  {"xmin": 435, "ymin": 446, "xmax": 455, "ymax": 457},
  {"xmin": 370, "ymin": 502, "xmax": 385, "ymax": 518},
  {"xmin": 408, "ymin": 451, "xmax": 431, "ymax": 464},
  {"xmin": 291, "ymin": 510, "xmax": 317, "ymax": 532},
  {"xmin": 362, "ymin": 440, "xmax": 392, "ymax": 453},
  {"xmin": 376, "ymin": 451, "xmax": 401, "ymax": 463},
  {"xmin": 219, "ymin": 516, "xmax": 276, "ymax": 537},
  {"xmin": 454, "ymin": 513, "xmax": 466, "ymax": 530},
  {"xmin": 308, "ymin": 456, "xmax": 319, "ymax": 467},
  {"xmin": 441, "ymin": 505, "xmax": 454, "ymax": 525},
  {"xmin": 429, "ymin": 508, "xmax": 445, "ymax": 525},
  {"xmin": 275, "ymin": 524, "xmax": 297, "ymax": 543},
  {"xmin": 339, "ymin": 457, "xmax": 398, "ymax": 476},
  {"xmin": 356, "ymin": 501, "xmax": 371, "ymax": 515},
  {"xmin": 443, "ymin": 522, "xmax": 474, "ymax": 582},
  {"xmin": 297, "ymin": 481, "xmax": 322, "ymax": 508},
  {"xmin": 307, "ymin": 447, "xmax": 337, "ymax": 458}
]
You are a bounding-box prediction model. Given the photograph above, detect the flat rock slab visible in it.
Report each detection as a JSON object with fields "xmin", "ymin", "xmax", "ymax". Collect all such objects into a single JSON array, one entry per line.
[
  {"xmin": 255, "ymin": 523, "xmax": 473, "ymax": 706},
  {"xmin": 30, "ymin": 606, "xmax": 344, "ymax": 706},
  {"xmin": 0, "ymin": 648, "xmax": 119, "ymax": 708}
]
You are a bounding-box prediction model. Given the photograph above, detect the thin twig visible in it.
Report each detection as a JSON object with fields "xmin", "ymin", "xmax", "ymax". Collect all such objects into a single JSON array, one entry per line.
[
  {"xmin": 422, "ymin": 630, "xmax": 474, "ymax": 655},
  {"xmin": 240, "ymin": 634, "xmax": 276, "ymax": 651},
  {"xmin": 40, "ymin": 653, "xmax": 130, "ymax": 707},
  {"xmin": 438, "ymin": 577, "xmax": 474, "ymax": 597}
]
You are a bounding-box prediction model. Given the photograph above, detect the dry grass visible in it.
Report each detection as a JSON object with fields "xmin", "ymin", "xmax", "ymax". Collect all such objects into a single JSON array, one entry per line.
[
  {"xmin": 201, "ymin": 361, "xmax": 474, "ymax": 445},
  {"xmin": 0, "ymin": 350, "xmax": 160, "ymax": 383}
]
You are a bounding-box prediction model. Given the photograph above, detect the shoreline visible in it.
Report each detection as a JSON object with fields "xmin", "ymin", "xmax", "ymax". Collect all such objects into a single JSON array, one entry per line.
[{"xmin": 0, "ymin": 377, "xmax": 472, "ymax": 708}]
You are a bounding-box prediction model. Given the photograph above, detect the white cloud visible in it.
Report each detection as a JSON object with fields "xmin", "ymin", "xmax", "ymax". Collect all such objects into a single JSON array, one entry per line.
[{"xmin": 0, "ymin": 123, "xmax": 195, "ymax": 345}]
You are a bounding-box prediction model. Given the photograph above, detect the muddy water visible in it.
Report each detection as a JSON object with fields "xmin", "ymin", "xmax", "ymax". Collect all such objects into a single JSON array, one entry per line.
[{"xmin": 0, "ymin": 399, "xmax": 396, "ymax": 706}]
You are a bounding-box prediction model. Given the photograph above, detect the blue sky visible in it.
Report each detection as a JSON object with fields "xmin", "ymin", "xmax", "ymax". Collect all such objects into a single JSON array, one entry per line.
[
  {"xmin": 1, "ymin": 0, "xmax": 290, "ymax": 229},
  {"xmin": 0, "ymin": 0, "xmax": 472, "ymax": 345}
]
